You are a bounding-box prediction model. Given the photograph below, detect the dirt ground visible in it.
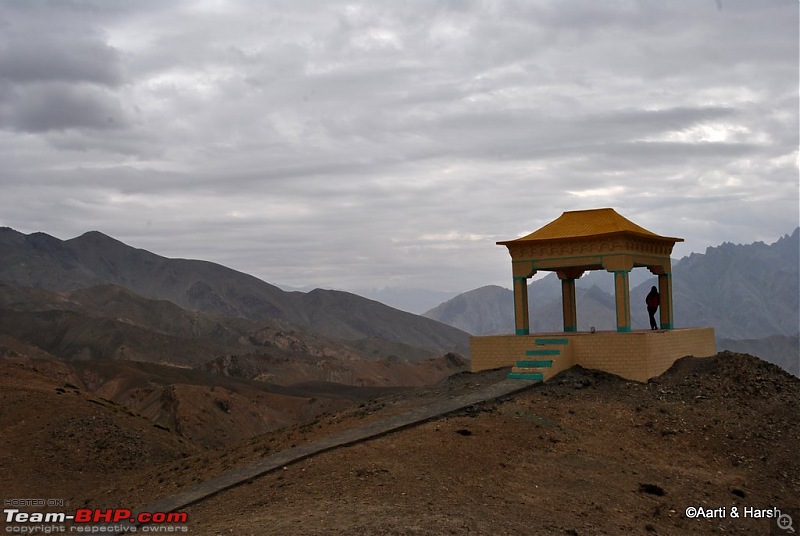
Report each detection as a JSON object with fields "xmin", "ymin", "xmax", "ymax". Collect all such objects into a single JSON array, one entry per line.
[
  {"xmin": 177, "ymin": 352, "xmax": 799, "ymax": 535},
  {"xmin": 2, "ymin": 352, "xmax": 799, "ymax": 535}
]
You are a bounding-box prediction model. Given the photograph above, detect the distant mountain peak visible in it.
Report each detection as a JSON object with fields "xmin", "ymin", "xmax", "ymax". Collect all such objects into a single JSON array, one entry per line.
[
  {"xmin": 78, "ymin": 230, "xmax": 110, "ymax": 238},
  {"xmin": 70, "ymin": 230, "xmax": 126, "ymax": 245}
]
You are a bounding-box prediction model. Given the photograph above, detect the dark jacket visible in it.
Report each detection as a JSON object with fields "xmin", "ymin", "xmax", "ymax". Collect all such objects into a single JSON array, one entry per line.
[{"xmin": 646, "ymin": 287, "xmax": 660, "ymax": 309}]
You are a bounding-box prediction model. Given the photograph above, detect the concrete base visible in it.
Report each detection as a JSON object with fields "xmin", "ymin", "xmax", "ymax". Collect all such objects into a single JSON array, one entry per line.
[{"xmin": 471, "ymin": 327, "xmax": 716, "ymax": 382}]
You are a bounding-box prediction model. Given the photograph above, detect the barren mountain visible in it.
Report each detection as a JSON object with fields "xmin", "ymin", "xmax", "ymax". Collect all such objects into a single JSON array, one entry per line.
[
  {"xmin": 404, "ymin": 285, "xmax": 513, "ymax": 336},
  {"xmin": 0, "ymin": 227, "xmax": 470, "ymax": 355},
  {"xmin": 672, "ymin": 228, "xmax": 799, "ymax": 339},
  {"xmin": 0, "ymin": 283, "xmax": 318, "ymax": 365}
]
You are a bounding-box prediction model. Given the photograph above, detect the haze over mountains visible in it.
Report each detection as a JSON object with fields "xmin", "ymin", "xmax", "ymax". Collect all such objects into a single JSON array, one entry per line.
[{"xmin": 423, "ymin": 228, "xmax": 799, "ymax": 375}]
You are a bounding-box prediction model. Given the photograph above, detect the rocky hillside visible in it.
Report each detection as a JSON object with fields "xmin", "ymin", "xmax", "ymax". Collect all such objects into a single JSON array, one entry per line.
[
  {"xmin": 0, "ymin": 337, "xmax": 467, "ymax": 451},
  {"xmin": 0, "ymin": 280, "xmax": 471, "ymax": 449},
  {"xmin": 673, "ymin": 228, "xmax": 799, "ymax": 338},
  {"xmin": 718, "ymin": 334, "xmax": 799, "ymax": 377}
]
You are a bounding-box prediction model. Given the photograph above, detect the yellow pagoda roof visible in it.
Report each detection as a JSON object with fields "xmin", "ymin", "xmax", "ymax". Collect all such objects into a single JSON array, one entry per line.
[{"xmin": 498, "ymin": 208, "xmax": 683, "ymax": 244}]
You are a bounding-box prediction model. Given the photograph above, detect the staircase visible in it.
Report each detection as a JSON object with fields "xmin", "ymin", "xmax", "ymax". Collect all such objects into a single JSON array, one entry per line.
[{"xmin": 507, "ymin": 338, "xmax": 571, "ymax": 381}]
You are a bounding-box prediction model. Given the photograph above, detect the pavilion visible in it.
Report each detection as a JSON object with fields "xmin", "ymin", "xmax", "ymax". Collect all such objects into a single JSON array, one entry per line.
[
  {"xmin": 470, "ymin": 208, "xmax": 716, "ymax": 382},
  {"xmin": 498, "ymin": 207, "xmax": 681, "ymax": 334}
]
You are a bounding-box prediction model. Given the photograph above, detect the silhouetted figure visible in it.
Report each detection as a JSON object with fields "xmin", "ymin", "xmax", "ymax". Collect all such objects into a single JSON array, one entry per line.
[{"xmin": 646, "ymin": 286, "xmax": 660, "ymax": 330}]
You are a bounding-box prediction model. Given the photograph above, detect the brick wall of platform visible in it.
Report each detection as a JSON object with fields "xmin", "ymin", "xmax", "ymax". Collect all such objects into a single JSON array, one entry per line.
[{"xmin": 470, "ymin": 328, "xmax": 716, "ymax": 382}]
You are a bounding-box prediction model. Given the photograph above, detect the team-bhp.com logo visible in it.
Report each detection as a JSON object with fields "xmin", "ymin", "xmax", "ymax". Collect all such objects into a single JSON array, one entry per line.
[{"xmin": 4, "ymin": 508, "xmax": 188, "ymax": 532}]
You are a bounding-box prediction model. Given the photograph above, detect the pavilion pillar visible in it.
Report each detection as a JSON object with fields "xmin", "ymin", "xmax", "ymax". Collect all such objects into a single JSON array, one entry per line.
[
  {"xmin": 512, "ymin": 276, "xmax": 530, "ymax": 335},
  {"xmin": 561, "ymin": 279, "xmax": 577, "ymax": 332},
  {"xmin": 613, "ymin": 270, "xmax": 632, "ymax": 332},
  {"xmin": 605, "ymin": 256, "xmax": 633, "ymax": 333},
  {"xmin": 658, "ymin": 273, "xmax": 674, "ymax": 330},
  {"xmin": 557, "ymin": 269, "xmax": 583, "ymax": 333}
]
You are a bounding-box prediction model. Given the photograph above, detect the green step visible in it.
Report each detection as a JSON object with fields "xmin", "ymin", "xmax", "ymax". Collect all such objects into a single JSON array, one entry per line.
[
  {"xmin": 507, "ymin": 372, "xmax": 544, "ymax": 381},
  {"xmin": 534, "ymin": 338, "xmax": 569, "ymax": 345},
  {"xmin": 515, "ymin": 360, "xmax": 553, "ymax": 368},
  {"xmin": 525, "ymin": 349, "xmax": 560, "ymax": 356}
]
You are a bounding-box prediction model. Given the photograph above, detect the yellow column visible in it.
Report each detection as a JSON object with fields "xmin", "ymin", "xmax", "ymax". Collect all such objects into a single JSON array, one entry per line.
[
  {"xmin": 658, "ymin": 273, "xmax": 674, "ymax": 329},
  {"xmin": 613, "ymin": 270, "xmax": 631, "ymax": 332},
  {"xmin": 513, "ymin": 276, "xmax": 529, "ymax": 335},
  {"xmin": 561, "ymin": 278, "xmax": 577, "ymax": 332}
]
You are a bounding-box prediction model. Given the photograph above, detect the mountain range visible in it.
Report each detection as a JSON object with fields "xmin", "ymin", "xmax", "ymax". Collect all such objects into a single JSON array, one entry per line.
[
  {"xmin": 1, "ymin": 225, "xmax": 797, "ymax": 378},
  {"xmin": 0, "ymin": 227, "xmax": 469, "ymax": 357}
]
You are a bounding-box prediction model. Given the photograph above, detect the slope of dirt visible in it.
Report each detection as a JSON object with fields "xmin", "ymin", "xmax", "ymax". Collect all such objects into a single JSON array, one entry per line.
[
  {"xmin": 80, "ymin": 367, "xmax": 512, "ymax": 510},
  {"xmin": 0, "ymin": 350, "xmax": 466, "ymax": 451},
  {"xmin": 66, "ymin": 351, "xmax": 797, "ymax": 536},
  {"xmin": 0, "ymin": 359, "xmax": 196, "ymax": 503},
  {"xmin": 178, "ymin": 352, "xmax": 799, "ymax": 535},
  {"xmin": 3, "ymin": 351, "xmax": 797, "ymax": 535}
]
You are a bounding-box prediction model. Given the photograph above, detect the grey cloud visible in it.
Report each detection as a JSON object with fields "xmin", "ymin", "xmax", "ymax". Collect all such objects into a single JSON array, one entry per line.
[
  {"xmin": 44, "ymin": 128, "xmax": 163, "ymax": 157},
  {"xmin": 0, "ymin": 0, "xmax": 796, "ymax": 293},
  {"xmin": 0, "ymin": 34, "xmax": 123, "ymax": 86},
  {"xmin": 0, "ymin": 3, "xmax": 131, "ymax": 136},
  {"xmin": 389, "ymin": 106, "xmax": 751, "ymax": 167},
  {"xmin": 0, "ymin": 83, "xmax": 129, "ymax": 132}
]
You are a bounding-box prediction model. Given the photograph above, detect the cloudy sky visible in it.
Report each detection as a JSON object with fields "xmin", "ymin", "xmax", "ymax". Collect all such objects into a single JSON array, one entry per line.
[{"xmin": 1, "ymin": 0, "xmax": 797, "ymax": 299}]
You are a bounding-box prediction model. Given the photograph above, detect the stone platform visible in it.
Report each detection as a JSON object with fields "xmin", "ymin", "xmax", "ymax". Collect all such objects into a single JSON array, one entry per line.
[{"xmin": 471, "ymin": 327, "xmax": 716, "ymax": 382}]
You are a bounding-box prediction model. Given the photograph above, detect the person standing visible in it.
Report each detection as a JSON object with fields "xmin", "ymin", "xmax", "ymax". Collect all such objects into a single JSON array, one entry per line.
[{"xmin": 646, "ymin": 286, "xmax": 660, "ymax": 330}]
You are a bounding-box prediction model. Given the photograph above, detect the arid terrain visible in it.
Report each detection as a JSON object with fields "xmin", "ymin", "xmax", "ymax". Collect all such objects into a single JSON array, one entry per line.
[{"xmin": 2, "ymin": 350, "xmax": 798, "ymax": 535}]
